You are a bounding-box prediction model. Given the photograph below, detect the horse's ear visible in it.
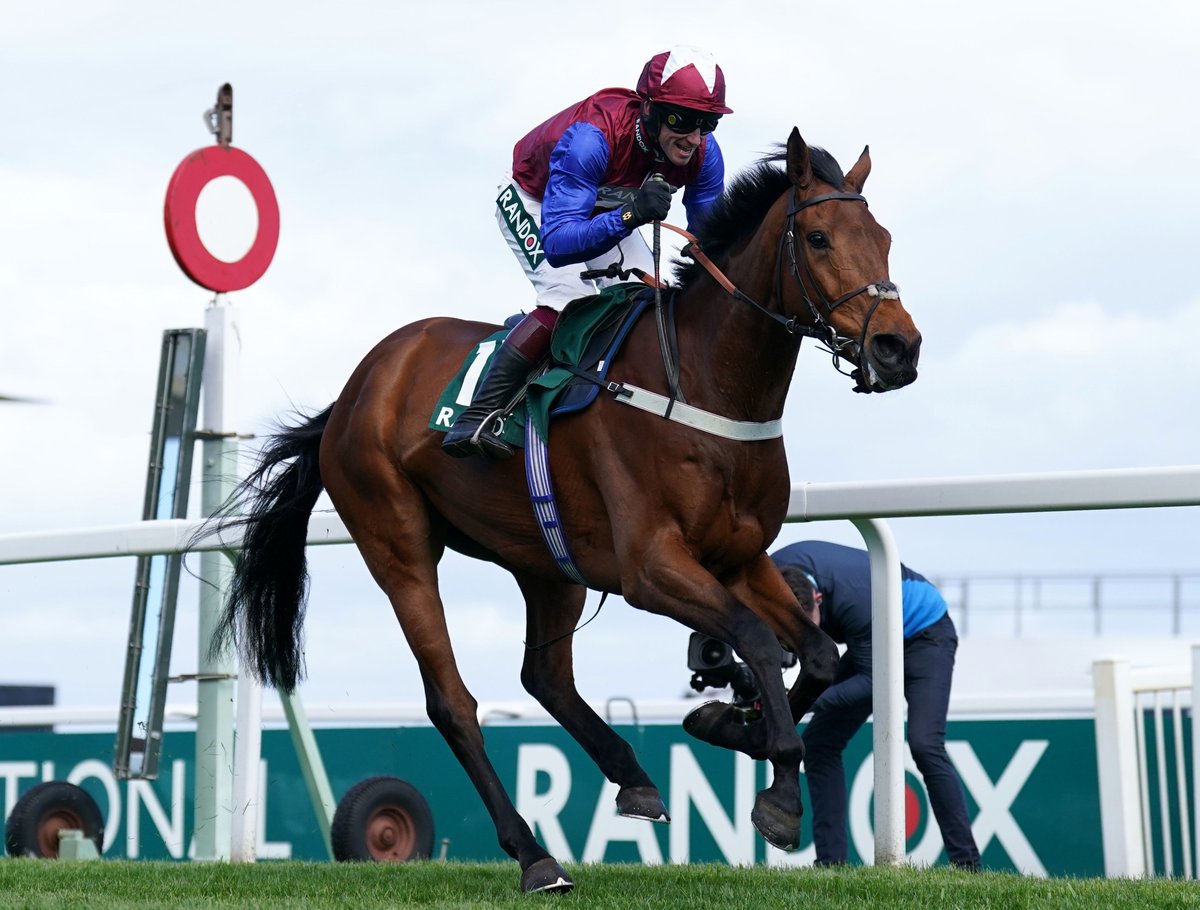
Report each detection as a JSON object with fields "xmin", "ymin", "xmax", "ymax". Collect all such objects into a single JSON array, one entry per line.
[
  {"xmin": 844, "ymin": 145, "xmax": 872, "ymax": 192},
  {"xmin": 786, "ymin": 127, "xmax": 812, "ymax": 189}
]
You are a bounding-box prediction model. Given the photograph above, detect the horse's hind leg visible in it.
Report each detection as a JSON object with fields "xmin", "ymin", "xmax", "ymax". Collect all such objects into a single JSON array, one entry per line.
[
  {"xmin": 329, "ymin": 477, "xmax": 571, "ymax": 893},
  {"xmin": 516, "ymin": 573, "xmax": 669, "ymax": 824}
]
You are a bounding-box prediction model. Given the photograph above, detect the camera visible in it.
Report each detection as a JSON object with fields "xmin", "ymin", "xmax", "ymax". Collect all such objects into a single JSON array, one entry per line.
[{"xmin": 686, "ymin": 633, "xmax": 798, "ymax": 708}]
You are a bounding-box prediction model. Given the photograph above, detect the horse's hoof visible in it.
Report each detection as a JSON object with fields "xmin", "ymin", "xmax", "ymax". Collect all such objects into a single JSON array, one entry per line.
[
  {"xmin": 682, "ymin": 701, "xmax": 768, "ymax": 759},
  {"xmin": 520, "ymin": 857, "xmax": 574, "ymax": 894},
  {"xmin": 616, "ymin": 785, "xmax": 670, "ymax": 823},
  {"xmin": 751, "ymin": 789, "xmax": 801, "ymax": 852}
]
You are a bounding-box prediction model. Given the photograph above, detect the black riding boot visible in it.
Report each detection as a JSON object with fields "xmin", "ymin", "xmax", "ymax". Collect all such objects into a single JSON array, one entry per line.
[{"xmin": 441, "ymin": 342, "xmax": 533, "ymax": 460}]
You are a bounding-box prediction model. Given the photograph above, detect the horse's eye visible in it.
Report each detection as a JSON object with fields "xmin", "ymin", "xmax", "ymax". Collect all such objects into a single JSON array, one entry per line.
[{"xmin": 806, "ymin": 232, "xmax": 829, "ymax": 250}]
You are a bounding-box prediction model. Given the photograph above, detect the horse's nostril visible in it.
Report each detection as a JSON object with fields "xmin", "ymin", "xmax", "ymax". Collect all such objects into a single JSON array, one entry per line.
[{"xmin": 871, "ymin": 334, "xmax": 907, "ymax": 366}]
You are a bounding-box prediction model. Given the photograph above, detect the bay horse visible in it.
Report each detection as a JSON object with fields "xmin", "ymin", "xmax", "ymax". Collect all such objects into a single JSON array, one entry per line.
[{"xmin": 213, "ymin": 128, "xmax": 920, "ymax": 892}]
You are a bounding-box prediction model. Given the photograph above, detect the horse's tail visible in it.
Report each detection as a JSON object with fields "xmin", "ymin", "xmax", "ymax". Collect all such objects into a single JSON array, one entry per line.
[{"xmin": 208, "ymin": 404, "xmax": 333, "ymax": 693}]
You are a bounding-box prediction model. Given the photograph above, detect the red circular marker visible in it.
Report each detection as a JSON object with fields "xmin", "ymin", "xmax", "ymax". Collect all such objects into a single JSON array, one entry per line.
[
  {"xmin": 164, "ymin": 146, "xmax": 280, "ymax": 293},
  {"xmin": 904, "ymin": 782, "xmax": 922, "ymax": 840}
]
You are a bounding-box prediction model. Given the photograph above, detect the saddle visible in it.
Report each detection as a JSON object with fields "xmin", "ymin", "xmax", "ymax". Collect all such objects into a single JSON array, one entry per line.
[{"xmin": 429, "ymin": 283, "xmax": 655, "ymax": 449}]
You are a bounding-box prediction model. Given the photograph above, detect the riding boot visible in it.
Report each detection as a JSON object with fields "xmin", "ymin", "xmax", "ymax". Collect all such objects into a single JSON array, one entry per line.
[
  {"xmin": 441, "ymin": 343, "xmax": 532, "ymax": 459},
  {"xmin": 442, "ymin": 306, "xmax": 557, "ymax": 460}
]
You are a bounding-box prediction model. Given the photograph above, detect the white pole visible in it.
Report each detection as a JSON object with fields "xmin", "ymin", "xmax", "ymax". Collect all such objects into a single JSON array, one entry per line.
[
  {"xmin": 851, "ymin": 517, "xmax": 905, "ymax": 866},
  {"xmin": 197, "ymin": 297, "xmax": 267, "ymax": 864},
  {"xmin": 193, "ymin": 298, "xmax": 240, "ymax": 860},
  {"xmin": 1092, "ymin": 658, "xmax": 1145, "ymax": 876},
  {"xmin": 1193, "ymin": 646, "xmax": 1200, "ymax": 877},
  {"xmin": 230, "ymin": 668, "xmax": 263, "ymax": 861}
]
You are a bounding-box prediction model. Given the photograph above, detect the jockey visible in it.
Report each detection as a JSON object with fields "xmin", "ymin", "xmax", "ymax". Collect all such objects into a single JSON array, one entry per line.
[{"xmin": 443, "ymin": 45, "xmax": 733, "ymax": 459}]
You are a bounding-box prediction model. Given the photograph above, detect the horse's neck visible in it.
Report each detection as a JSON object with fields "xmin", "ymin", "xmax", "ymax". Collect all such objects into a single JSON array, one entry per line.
[{"xmin": 672, "ymin": 200, "xmax": 800, "ymax": 421}]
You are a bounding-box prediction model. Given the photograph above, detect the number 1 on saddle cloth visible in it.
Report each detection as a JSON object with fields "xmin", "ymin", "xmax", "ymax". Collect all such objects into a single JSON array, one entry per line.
[{"xmin": 441, "ymin": 305, "xmax": 558, "ymax": 460}]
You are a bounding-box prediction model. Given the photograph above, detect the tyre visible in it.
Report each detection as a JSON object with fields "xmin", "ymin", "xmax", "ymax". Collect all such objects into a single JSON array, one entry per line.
[
  {"xmin": 5, "ymin": 781, "xmax": 104, "ymax": 859},
  {"xmin": 331, "ymin": 776, "xmax": 434, "ymax": 862}
]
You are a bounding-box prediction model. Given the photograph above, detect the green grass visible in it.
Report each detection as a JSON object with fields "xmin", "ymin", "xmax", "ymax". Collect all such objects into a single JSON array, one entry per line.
[{"xmin": 1, "ymin": 860, "xmax": 1198, "ymax": 910}]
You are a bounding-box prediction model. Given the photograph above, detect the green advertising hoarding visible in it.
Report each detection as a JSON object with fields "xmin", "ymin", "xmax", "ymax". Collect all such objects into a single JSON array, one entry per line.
[{"xmin": 0, "ymin": 717, "xmax": 1102, "ymax": 875}]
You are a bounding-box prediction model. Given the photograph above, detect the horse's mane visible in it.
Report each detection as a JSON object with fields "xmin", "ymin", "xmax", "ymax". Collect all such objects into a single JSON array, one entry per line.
[{"xmin": 673, "ymin": 145, "xmax": 846, "ymax": 289}]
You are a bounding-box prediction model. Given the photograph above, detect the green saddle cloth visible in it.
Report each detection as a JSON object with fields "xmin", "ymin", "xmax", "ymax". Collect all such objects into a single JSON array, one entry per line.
[{"xmin": 429, "ymin": 283, "xmax": 647, "ymax": 448}]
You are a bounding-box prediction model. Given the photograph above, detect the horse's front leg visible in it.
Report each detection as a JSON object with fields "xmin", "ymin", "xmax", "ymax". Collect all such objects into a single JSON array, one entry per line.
[
  {"xmin": 750, "ymin": 555, "xmax": 841, "ymax": 722},
  {"xmin": 685, "ymin": 553, "xmax": 840, "ymax": 746},
  {"xmin": 622, "ymin": 535, "xmax": 807, "ymax": 851},
  {"xmin": 515, "ymin": 572, "xmax": 669, "ymax": 823}
]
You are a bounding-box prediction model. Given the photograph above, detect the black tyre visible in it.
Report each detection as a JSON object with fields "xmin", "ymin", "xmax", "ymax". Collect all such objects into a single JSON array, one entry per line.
[
  {"xmin": 5, "ymin": 781, "xmax": 104, "ymax": 859},
  {"xmin": 331, "ymin": 775, "xmax": 434, "ymax": 862}
]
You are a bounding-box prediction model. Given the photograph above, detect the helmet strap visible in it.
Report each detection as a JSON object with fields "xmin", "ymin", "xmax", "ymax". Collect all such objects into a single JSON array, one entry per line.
[{"xmin": 637, "ymin": 103, "xmax": 666, "ymax": 160}]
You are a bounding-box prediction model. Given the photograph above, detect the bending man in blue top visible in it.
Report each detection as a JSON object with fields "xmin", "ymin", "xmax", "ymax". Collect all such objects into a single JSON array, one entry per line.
[{"xmin": 771, "ymin": 540, "xmax": 982, "ymax": 871}]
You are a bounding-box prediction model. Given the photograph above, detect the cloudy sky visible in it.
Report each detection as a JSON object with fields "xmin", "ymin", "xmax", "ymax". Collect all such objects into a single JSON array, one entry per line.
[{"xmin": 2, "ymin": 1, "xmax": 1199, "ymax": 711}]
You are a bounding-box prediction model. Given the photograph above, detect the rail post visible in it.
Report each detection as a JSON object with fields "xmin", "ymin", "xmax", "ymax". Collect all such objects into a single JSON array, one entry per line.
[
  {"xmin": 193, "ymin": 299, "xmax": 240, "ymax": 860},
  {"xmin": 1092, "ymin": 658, "xmax": 1145, "ymax": 876},
  {"xmin": 851, "ymin": 517, "xmax": 905, "ymax": 866}
]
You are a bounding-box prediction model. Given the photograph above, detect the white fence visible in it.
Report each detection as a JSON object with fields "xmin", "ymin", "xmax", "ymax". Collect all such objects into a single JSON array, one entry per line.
[
  {"xmin": 7, "ymin": 463, "xmax": 1200, "ymax": 566},
  {"xmin": 3, "ymin": 463, "xmax": 1200, "ymax": 870},
  {"xmin": 1094, "ymin": 648, "xmax": 1199, "ymax": 878}
]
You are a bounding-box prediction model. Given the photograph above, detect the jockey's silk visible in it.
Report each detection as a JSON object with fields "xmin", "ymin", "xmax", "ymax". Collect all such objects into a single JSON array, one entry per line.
[{"xmin": 510, "ymin": 88, "xmax": 724, "ymax": 267}]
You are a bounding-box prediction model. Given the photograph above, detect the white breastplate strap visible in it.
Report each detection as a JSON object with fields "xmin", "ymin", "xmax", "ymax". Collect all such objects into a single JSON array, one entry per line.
[{"xmin": 606, "ymin": 382, "xmax": 783, "ymax": 441}]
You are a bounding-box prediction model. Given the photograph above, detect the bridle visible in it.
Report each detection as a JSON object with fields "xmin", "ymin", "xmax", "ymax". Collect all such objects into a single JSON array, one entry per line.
[
  {"xmin": 659, "ymin": 186, "xmax": 899, "ymax": 392},
  {"xmin": 774, "ymin": 189, "xmax": 899, "ymax": 387}
]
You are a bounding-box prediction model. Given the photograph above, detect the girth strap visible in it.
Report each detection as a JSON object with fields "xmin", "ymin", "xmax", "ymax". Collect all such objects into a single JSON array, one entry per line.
[{"xmin": 606, "ymin": 381, "xmax": 783, "ymax": 441}]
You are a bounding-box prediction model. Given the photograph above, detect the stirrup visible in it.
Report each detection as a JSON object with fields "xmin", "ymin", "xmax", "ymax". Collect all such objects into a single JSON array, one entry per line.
[
  {"xmin": 443, "ymin": 408, "xmax": 514, "ymax": 460},
  {"xmin": 473, "ymin": 409, "xmax": 515, "ymax": 460},
  {"xmin": 465, "ymin": 409, "xmax": 504, "ymax": 445}
]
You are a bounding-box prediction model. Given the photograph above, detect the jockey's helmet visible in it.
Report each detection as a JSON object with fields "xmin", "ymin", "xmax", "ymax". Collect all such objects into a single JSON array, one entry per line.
[{"xmin": 636, "ymin": 45, "xmax": 733, "ymax": 115}]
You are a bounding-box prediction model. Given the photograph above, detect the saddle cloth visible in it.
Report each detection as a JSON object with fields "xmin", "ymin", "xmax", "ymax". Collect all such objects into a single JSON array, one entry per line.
[{"xmin": 428, "ymin": 283, "xmax": 654, "ymax": 447}]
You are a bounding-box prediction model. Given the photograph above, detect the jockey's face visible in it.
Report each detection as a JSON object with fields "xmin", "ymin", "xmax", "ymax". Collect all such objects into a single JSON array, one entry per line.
[{"xmin": 657, "ymin": 123, "xmax": 704, "ymax": 166}]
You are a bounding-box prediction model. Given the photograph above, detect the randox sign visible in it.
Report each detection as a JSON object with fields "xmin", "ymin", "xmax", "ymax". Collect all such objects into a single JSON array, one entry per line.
[{"xmin": 0, "ymin": 716, "xmax": 1102, "ymax": 875}]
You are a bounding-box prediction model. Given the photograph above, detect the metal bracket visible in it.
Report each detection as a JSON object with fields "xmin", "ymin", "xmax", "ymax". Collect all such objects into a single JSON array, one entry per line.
[
  {"xmin": 191, "ymin": 430, "xmax": 256, "ymax": 441},
  {"xmin": 166, "ymin": 673, "xmax": 238, "ymax": 683},
  {"xmin": 204, "ymin": 83, "xmax": 233, "ymax": 147}
]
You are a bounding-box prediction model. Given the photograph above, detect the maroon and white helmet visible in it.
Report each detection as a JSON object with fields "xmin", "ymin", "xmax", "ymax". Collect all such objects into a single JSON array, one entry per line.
[{"xmin": 636, "ymin": 45, "xmax": 733, "ymax": 114}]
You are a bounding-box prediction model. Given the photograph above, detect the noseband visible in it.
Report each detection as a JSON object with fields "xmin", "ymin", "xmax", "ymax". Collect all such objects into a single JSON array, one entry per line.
[{"xmin": 774, "ymin": 189, "xmax": 899, "ymax": 388}]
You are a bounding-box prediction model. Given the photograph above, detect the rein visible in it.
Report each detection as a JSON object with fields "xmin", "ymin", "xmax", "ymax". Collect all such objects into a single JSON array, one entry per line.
[
  {"xmin": 585, "ymin": 186, "xmax": 898, "ymax": 440},
  {"xmin": 650, "ymin": 177, "xmax": 685, "ymax": 411}
]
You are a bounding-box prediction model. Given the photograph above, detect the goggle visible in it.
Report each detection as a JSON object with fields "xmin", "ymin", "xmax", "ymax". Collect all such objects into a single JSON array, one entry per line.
[{"xmin": 658, "ymin": 105, "xmax": 721, "ymax": 135}]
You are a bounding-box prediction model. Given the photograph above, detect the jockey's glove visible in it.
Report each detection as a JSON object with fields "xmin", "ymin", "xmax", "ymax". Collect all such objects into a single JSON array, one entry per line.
[{"xmin": 620, "ymin": 178, "xmax": 673, "ymax": 227}]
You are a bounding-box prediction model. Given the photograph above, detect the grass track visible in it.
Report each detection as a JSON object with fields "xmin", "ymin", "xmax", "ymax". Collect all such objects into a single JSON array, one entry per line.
[{"xmin": 1, "ymin": 860, "xmax": 1197, "ymax": 910}]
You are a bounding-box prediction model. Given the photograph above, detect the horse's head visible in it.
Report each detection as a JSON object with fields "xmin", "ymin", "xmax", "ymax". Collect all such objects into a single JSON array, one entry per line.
[{"xmin": 781, "ymin": 128, "xmax": 921, "ymax": 392}]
